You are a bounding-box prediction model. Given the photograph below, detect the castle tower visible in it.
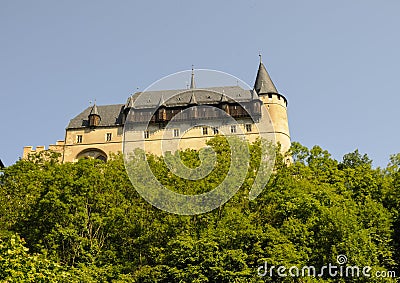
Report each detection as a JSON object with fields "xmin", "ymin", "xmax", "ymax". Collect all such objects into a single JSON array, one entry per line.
[
  {"xmin": 254, "ymin": 55, "xmax": 291, "ymax": 153},
  {"xmin": 88, "ymin": 102, "xmax": 101, "ymax": 127}
]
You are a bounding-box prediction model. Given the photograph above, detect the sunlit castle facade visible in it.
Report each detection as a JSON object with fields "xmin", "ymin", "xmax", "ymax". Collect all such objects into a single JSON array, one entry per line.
[{"xmin": 23, "ymin": 58, "xmax": 291, "ymax": 162}]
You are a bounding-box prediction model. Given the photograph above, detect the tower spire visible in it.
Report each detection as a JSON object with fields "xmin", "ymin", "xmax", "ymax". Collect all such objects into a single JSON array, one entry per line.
[
  {"xmin": 88, "ymin": 99, "xmax": 100, "ymax": 127},
  {"xmin": 254, "ymin": 54, "xmax": 278, "ymax": 94},
  {"xmin": 190, "ymin": 65, "xmax": 196, "ymax": 89},
  {"xmin": 89, "ymin": 99, "xmax": 99, "ymax": 116}
]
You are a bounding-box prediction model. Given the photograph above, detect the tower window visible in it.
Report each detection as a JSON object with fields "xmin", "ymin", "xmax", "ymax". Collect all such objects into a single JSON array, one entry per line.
[
  {"xmin": 144, "ymin": 131, "xmax": 149, "ymax": 139},
  {"xmin": 213, "ymin": 127, "xmax": 219, "ymax": 135},
  {"xmin": 173, "ymin": 128, "xmax": 180, "ymax": 137},
  {"xmin": 245, "ymin": 124, "xmax": 252, "ymax": 132},
  {"xmin": 106, "ymin": 133, "xmax": 112, "ymax": 141},
  {"xmin": 76, "ymin": 135, "xmax": 83, "ymax": 143},
  {"xmin": 231, "ymin": 125, "xmax": 237, "ymax": 133},
  {"xmin": 202, "ymin": 127, "xmax": 208, "ymax": 135}
]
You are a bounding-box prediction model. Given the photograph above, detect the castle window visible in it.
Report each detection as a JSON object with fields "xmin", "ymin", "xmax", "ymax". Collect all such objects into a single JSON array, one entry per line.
[
  {"xmin": 76, "ymin": 135, "xmax": 83, "ymax": 143},
  {"xmin": 213, "ymin": 127, "xmax": 219, "ymax": 135},
  {"xmin": 173, "ymin": 128, "xmax": 180, "ymax": 137},
  {"xmin": 268, "ymin": 94, "xmax": 272, "ymax": 100},
  {"xmin": 106, "ymin": 133, "xmax": 112, "ymax": 141},
  {"xmin": 245, "ymin": 124, "xmax": 252, "ymax": 132},
  {"xmin": 144, "ymin": 131, "xmax": 149, "ymax": 139},
  {"xmin": 202, "ymin": 127, "xmax": 208, "ymax": 135},
  {"xmin": 231, "ymin": 125, "xmax": 237, "ymax": 133},
  {"xmin": 97, "ymin": 155, "xmax": 107, "ymax": 162}
]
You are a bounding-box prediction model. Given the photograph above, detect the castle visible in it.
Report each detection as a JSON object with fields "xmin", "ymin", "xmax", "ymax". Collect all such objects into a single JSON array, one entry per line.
[{"xmin": 23, "ymin": 58, "xmax": 290, "ymax": 162}]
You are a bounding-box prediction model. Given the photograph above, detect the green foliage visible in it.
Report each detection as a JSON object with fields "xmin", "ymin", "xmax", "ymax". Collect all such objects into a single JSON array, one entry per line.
[
  {"xmin": 0, "ymin": 233, "xmax": 70, "ymax": 282},
  {"xmin": 0, "ymin": 142, "xmax": 399, "ymax": 282}
]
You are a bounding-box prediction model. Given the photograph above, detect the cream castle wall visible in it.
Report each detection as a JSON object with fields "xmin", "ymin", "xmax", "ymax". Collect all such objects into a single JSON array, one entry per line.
[
  {"xmin": 23, "ymin": 141, "xmax": 65, "ymax": 161},
  {"xmin": 123, "ymin": 116, "xmax": 276, "ymax": 157},
  {"xmin": 260, "ymin": 94, "xmax": 291, "ymax": 153},
  {"xmin": 62, "ymin": 126, "xmax": 124, "ymax": 162},
  {"xmin": 23, "ymin": 96, "xmax": 290, "ymax": 162}
]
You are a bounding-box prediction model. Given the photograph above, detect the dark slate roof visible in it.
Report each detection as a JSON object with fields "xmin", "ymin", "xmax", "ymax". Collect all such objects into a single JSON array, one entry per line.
[
  {"xmin": 254, "ymin": 62, "xmax": 278, "ymax": 94},
  {"xmin": 0, "ymin": 159, "xmax": 4, "ymax": 169},
  {"xmin": 67, "ymin": 104, "xmax": 125, "ymax": 129},
  {"xmin": 67, "ymin": 86, "xmax": 259, "ymax": 129},
  {"xmin": 128, "ymin": 86, "xmax": 257, "ymax": 109}
]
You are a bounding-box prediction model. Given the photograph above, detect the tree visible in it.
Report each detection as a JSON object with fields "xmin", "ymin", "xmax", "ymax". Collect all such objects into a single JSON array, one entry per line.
[
  {"xmin": 0, "ymin": 142, "xmax": 398, "ymax": 282},
  {"xmin": 0, "ymin": 233, "xmax": 70, "ymax": 282}
]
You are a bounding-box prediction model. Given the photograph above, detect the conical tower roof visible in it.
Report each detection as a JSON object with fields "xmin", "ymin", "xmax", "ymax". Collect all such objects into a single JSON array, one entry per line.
[{"xmin": 254, "ymin": 56, "xmax": 278, "ymax": 94}]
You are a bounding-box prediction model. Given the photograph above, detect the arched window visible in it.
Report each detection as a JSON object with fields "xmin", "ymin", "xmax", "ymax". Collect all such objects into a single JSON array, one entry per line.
[{"xmin": 76, "ymin": 148, "xmax": 107, "ymax": 162}]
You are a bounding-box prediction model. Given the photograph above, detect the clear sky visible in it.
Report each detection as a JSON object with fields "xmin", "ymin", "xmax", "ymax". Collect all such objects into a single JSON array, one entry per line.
[{"xmin": 1, "ymin": 0, "xmax": 399, "ymax": 167}]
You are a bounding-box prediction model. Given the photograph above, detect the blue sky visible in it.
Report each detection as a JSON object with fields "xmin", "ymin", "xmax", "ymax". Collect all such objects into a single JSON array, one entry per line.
[{"xmin": 1, "ymin": 0, "xmax": 399, "ymax": 167}]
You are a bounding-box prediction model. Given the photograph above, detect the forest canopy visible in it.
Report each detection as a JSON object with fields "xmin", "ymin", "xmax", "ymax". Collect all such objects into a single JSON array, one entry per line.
[{"xmin": 0, "ymin": 137, "xmax": 399, "ymax": 282}]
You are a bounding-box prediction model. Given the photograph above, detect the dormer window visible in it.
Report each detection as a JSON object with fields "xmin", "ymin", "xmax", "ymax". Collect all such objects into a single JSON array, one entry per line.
[{"xmin": 88, "ymin": 103, "xmax": 101, "ymax": 127}]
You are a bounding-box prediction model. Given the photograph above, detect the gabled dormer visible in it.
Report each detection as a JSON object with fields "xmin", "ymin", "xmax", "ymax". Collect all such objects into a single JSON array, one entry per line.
[{"xmin": 88, "ymin": 103, "xmax": 101, "ymax": 127}]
